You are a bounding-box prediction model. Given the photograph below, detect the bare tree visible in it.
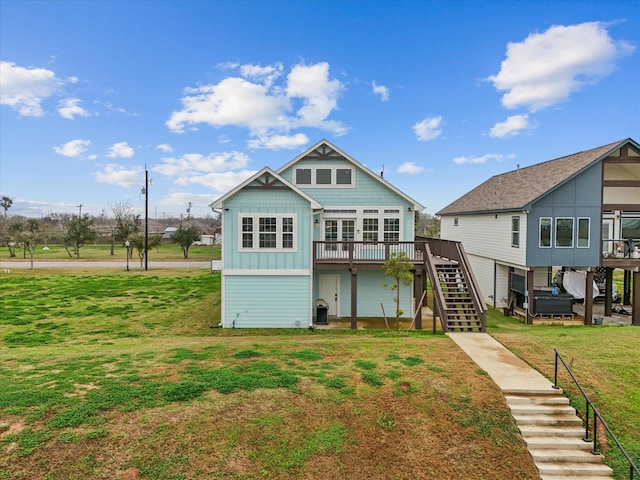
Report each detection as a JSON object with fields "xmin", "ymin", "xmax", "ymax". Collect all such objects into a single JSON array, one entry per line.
[{"xmin": 110, "ymin": 200, "xmax": 141, "ymax": 247}]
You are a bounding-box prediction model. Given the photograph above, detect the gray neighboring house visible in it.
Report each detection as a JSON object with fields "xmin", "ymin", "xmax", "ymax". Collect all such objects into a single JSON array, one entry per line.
[{"xmin": 437, "ymin": 138, "xmax": 640, "ymax": 326}]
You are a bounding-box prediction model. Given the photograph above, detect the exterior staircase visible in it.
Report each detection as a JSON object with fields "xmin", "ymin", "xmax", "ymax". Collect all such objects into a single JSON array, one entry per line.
[
  {"xmin": 505, "ymin": 389, "xmax": 614, "ymax": 480},
  {"xmin": 433, "ymin": 261, "xmax": 484, "ymax": 332}
]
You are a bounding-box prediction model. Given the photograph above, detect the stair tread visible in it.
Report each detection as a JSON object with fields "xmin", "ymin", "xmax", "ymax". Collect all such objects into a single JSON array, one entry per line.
[{"xmin": 536, "ymin": 461, "xmax": 612, "ymax": 472}]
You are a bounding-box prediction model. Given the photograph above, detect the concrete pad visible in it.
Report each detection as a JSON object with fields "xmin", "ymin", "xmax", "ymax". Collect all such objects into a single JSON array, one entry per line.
[{"xmin": 448, "ymin": 333, "xmax": 556, "ymax": 393}]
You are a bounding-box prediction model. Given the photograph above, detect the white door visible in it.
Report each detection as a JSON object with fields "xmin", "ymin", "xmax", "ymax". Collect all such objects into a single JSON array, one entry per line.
[
  {"xmin": 602, "ymin": 218, "xmax": 614, "ymax": 256},
  {"xmin": 319, "ymin": 274, "xmax": 339, "ymax": 316}
]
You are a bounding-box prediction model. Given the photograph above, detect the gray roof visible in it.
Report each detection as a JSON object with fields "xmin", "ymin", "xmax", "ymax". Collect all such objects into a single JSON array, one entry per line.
[{"xmin": 437, "ymin": 138, "xmax": 634, "ymax": 216}]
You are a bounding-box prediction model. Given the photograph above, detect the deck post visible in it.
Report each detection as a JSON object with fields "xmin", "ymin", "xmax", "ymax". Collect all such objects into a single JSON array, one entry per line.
[
  {"xmin": 350, "ymin": 268, "xmax": 358, "ymax": 329},
  {"xmin": 633, "ymin": 271, "xmax": 639, "ymax": 326},
  {"xmin": 526, "ymin": 270, "xmax": 534, "ymax": 325},
  {"xmin": 413, "ymin": 269, "xmax": 423, "ymax": 330},
  {"xmin": 584, "ymin": 270, "xmax": 593, "ymax": 326},
  {"xmin": 604, "ymin": 267, "xmax": 613, "ymax": 316}
]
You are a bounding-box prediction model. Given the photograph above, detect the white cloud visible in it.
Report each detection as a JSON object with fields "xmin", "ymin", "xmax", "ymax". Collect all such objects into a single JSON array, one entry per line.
[
  {"xmin": 397, "ymin": 162, "xmax": 424, "ymax": 174},
  {"xmin": 166, "ymin": 61, "xmax": 346, "ymax": 143},
  {"xmin": 94, "ymin": 164, "xmax": 143, "ymax": 187},
  {"xmin": 178, "ymin": 170, "xmax": 258, "ymax": 193},
  {"xmin": 413, "ymin": 116, "xmax": 443, "ymax": 141},
  {"xmin": 107, "ymin": 142, "xmax": 135, "ymax": 158},
  {"xmin": 372, "ymin": 81, "xmax": 390, "ymax": 102},
  {"xmin": 453, "ymin": 153, "xmax": 512, "ymax": 165},
  {"xmin": 0, "ymin": 61, "xmax": 62, "ymax": 116},
  {"xmin": 287, "ymin": 62, "xmax": 345, "ymax": 132},
  {"xmin": 487, "ymin": 22, "xmax": 636, "ymax": 111},
  {"xmin": 240, "ymin": 62, "xmax": 283, "ymax": 88},
  {"xmin": 157, "ymin": 192, "xmax": 219, "ymax": 210},
  {"xmin": 489, "ymin": 114, "xmax": 535, "ymax": 138},
  {"xmin": 153, "ymin": 151, "xmax": 251, "ymax": 177},
  {"xmin": 53, "ymin": 139, "xmax": 92, "ymax": 158},
  {"xmin": 247, "ymin": 133, "xmax": 309, "ymax": 150},
  {"xmin": 58, "ymin": 98, "xmax": 90, "ymax": 119},
  {"xmin": 156, "ymin": 143, "xmax": 173, "ymax": 153}
]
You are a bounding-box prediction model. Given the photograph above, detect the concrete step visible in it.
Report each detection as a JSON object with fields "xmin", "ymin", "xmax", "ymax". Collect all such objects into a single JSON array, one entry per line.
[
  {"xmin": 536, "ymin": 461, "xmax": 613, "ymax": 477},
  {"xmin": 530, "ymin": 448, "xmax": 605, "ymax": 463},
  {"xmin": 524, "ymin": 436, "xmax": 593, "ymax": 450},
  {"xmin": 519, "ymin": 424, "xmax": 586, "ymax": 437},
  {"xmin": 509, "ymin": 403, "xmax": 576, "ymax": 416},
  {"xmin": 540, "ymin": 476, "xmax": 613, "ymax": 480},
  {"xmin": 505, "ymin": 394, "xmax": 570, "ymax": 405},
  {"xmin": 513, "ymin": 413, "xmax": 583, "ymax": 426}
]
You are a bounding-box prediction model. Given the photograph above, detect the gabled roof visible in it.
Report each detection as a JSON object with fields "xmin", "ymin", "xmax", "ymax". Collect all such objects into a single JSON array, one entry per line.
[
  {"xmin": 277, "ymin": 139, "xmax": 425, "ymax": 211},
  {"xmin": 437, "ymin": 138, "xmax": 638, "ymax": 216},
  {"xmin": 210, "ymin": 167, "xmax": 322, "ymax": 209}
]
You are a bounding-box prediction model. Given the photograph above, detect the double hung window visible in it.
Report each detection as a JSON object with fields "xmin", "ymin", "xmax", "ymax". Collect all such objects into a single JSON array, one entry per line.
[{"xmin": 239, "ymin": 214, "xmax": 296, "ymax": 251}]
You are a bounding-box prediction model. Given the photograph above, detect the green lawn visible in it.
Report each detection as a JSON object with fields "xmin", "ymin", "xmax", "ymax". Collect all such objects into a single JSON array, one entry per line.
[
  {"xmin": 0, "ymin": 269, "xmax": 637, "ymax": 479},
  {"xmin": 2, "ymin": 243, "xmax": 220, "ymax": 262}
]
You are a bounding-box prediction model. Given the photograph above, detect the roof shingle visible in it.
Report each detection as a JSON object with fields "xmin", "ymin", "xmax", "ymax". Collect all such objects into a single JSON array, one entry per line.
[{"xmin": 437, "ymin": 139, "xmax": 631, "ymax": 215}]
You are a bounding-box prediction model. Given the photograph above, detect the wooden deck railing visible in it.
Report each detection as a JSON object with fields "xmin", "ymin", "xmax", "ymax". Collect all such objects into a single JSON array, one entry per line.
[{"xmin": 313, "ymin": 241, "xmax": 428, "ymax": 266}]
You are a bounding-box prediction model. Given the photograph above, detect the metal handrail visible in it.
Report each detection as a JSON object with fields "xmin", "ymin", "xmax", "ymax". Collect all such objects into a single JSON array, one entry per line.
[{"xmin": 553, "ymin": 349, "xmax": 639, "ymax": 479}]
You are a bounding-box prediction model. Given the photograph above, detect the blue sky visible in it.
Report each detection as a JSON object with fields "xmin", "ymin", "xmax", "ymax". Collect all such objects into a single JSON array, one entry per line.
[{"xmin": 1, "ymin": 0, "xmax": 638, "ymax": 219}]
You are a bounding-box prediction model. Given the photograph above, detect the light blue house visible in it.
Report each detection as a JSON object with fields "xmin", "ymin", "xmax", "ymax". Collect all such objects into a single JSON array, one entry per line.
[{"xmin": 211, "ymin": 140, "xmax": 426, "ymax": 329}]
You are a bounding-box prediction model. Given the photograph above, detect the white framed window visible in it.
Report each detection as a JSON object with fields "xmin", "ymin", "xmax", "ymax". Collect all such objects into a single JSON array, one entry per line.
[
  {"xmin": 384, "ymin": 218, "xmax": 400, "ymax": 241},
  {"xmin": 555, "ymin": 217, "xmax": 574, "ymax": 248},
  {"xmin": 453, "ymin": 217, "xmax": 459, "ymax": 227},
  {"xmin": 511, "ymin": 216, "xmax": 520, "ymax": 248},
  {"xmin": 293, "ymin": 166, "xmax": 354, "ymax": 188},
  {"xmin": 239, "ymin": 214, "xmax": 297, "ymax": 251},
  {"xmin": 577, "ymin": 218, "xmax": 590, "ymax": 248},
  {"xmin": 363, "ymin": 218, "xmax": 378, "ymax": 242},
  {"xmin": 539, "ymin": 217, "xmax": 552, "ymax": 248}
]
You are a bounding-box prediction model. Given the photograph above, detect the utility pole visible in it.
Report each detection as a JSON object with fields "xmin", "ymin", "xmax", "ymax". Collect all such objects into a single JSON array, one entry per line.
[
  {"xmin": 77, "ymin": 203, "xmax": 84, "ymax": 217},
  {"xmin": 144, "ymin": 167, "xmax": 149, "ymax": 271}
]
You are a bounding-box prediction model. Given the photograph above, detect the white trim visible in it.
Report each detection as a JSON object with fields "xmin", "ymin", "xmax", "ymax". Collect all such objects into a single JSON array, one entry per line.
[
  {"xmin": 322, "ymin": 205, "xmax": 404, "ymax": 242},
  {"xmin": 539, "ymin": 216, "xmax": 552, "ymax": 248},
  {"xmin": 293, "ymin": 165, "xmax": 355, "ymax": 188},
  {"xmin": 222, "ymin": 269, "xmax": 311, "ymax": 276},
  {"xmin": 555, "ymin": 217, "xmax": 575, "ymax": 248},
  {"xmin": 577, "ymin": 217, "xmax": 590, "ymax": 248},
  {"xmin": 238, "ymin": 213, "xmax": 298, "ymax": 252},
  {"xmin": 211, "ymin": 167, "xmax": 321, "ymax": 210},
  {"xmin": 276, "ymin": 139, "xmax": 424, "ymax": 211}
]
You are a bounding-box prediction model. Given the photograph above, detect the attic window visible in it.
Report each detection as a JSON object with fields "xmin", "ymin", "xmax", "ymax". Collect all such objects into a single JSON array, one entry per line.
[
  {"xmin": 336, "ymin": 168, "xmax": 352, "ymax": 185},
  {"xmin": 295, "ymin": 168, "xmax": 311, "ymax": 185},
  {"xmin": 293, "ymin": 166, "xmax": 354, "ymax": 187}
]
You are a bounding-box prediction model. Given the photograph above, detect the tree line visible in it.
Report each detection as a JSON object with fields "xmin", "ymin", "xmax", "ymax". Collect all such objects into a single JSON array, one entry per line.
[{"xmin": 0, "ymin": 197, "xmax": 205, "ymax": 267}]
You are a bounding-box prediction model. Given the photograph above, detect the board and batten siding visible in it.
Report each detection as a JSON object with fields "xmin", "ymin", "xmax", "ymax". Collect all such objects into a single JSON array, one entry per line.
[
  {"xmin": 223, "ymin": 275, "xmax": 311, "ymax": 328},
  {"xmin": 221, "ymin": 188, "xmax": 312, "ymax": 271}
]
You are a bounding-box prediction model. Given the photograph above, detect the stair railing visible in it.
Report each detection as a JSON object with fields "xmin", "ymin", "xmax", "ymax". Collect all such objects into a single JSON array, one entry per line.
[
  {"xmin": 454, "ymin": 242, "xmax": 486, "ymax": 332},
  {"xmin": 553, "ymin": 348, "xmax": 639, "ymax": 479},
  {"xmin": 423, "ymin": 242, "xmax": 449, "ymax": 333}
]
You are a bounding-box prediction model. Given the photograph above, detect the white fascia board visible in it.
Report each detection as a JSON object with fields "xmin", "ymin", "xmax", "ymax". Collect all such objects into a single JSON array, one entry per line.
[
  {"xmin": 211, "ymin": 166, "xmax": 321, "ymax": 210},
  {"xmin": 277, "ymin": 139, "xmax": 424, "ymax": 211}
]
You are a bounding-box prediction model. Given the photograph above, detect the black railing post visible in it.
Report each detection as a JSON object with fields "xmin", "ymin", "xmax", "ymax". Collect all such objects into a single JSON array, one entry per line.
[
  {"xmin": 584, "ymin": 399, "xmax": 591, "ymax": 442},
  {"xmin": 553, "ymin": 349, "xmax": 560, "ymax": 389},
  {"xmin": 592, "ymin": 409, "xmax": 599, "ymax": 455}
]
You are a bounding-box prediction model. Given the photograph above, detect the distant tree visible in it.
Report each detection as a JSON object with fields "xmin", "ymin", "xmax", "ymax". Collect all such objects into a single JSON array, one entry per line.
[
  {"xmin": 415, "ymin": 212, "xmax": 440, "ymax": 238},
  {"xmin": 382, "ymin": 251, "xmax": 414, "ymax": 331},
  {"xmin": 1, "ymin": 196, "xmax": 12, "ymax": 218},
  {"xmin": 171, "ymin": 225, "xmax": 200, "ymax": 259},
  {"xmin": 6, "ymin": 219, "xmax": 23, "ymax": 257},
  {"xmin": 111, "ymin": 200, "xmax": 141, "ymax": 246},
  {"xmin": 63, "ymin": 215, "xmax": 97, "ymax": 258},
  {"xmin": 1, "ymin": 196, "xmax": 12, "ymax": 243},
  {"xmin": 16, "ymin": 218, "xmax": 42, "ymax": 268},
  {"xmin": 129, "ymin": 233, "xmax": 162, "ymax": 268}
]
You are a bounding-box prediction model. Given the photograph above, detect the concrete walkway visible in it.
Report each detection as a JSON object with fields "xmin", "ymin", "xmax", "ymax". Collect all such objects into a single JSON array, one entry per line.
[
  {"xmin": 448, "ymin": 333, "xmax": 613, "ymax": 480},
  {"xmin": 447, "ymin": 332, "xmax": 556, "ymax": 393}
]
